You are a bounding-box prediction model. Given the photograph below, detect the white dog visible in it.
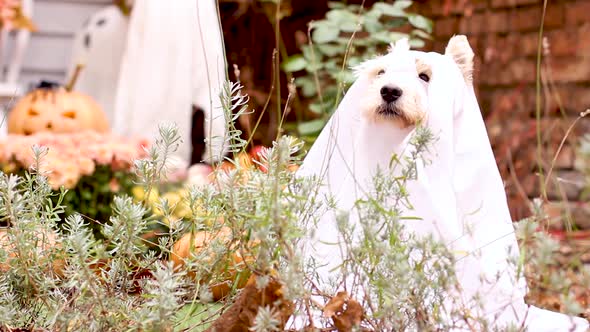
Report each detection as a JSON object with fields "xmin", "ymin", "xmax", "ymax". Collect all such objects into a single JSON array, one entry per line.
[{"xmin": 299, "ymin": 36, "xmax": 589, "ymax": 331}]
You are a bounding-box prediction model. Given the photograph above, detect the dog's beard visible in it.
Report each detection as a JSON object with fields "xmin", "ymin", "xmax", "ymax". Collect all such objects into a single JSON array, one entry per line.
[
  {"xmin": 375, "ymin": 102, "xmax": 413, "ymax": 127},
  {"xmin": 377, "ymin": 102, "xmax": 401, "ymax": 118}
]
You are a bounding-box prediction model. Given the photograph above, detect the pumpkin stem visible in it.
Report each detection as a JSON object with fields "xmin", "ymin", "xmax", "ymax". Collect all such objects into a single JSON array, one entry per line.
[{"xmin": 65, "ymin": 64, "xmax": 85, "ymax": 92}]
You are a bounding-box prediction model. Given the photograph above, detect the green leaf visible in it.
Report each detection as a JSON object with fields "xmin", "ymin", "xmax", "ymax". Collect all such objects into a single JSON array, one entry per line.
[
  {"xmin": 408, "ymin": 15, "xmax": 433, "ymax": 33},
  {"xmin": 384, "ymin": 18, "xmax": 408, "ymax": 30},
  {"xmin": 298, "ymin": 119, "xmax": 326, "ymax": 135},
  {"xmin": 362, "ymin": 15, "xmax": 383, "ymax": 34},
  {"xmin": 372, "ymin": 31, "xmax": 393, "ymax": 43},
  {"xmin": 308, "ymin": 103, "xmax": 325, "ymax": 114},
  {"xmin": 281, "ymin": 55, "xmax": 307, "ymax": 72},
  {"xmin": 390, "ymin": 32, "xmax": 410, "ymax": 43},
  {"xmin": 347, "ymin": 57, "xmax": 362, "ymax": 68},
  {"xmin": 175, "ymin": 302, "xmax": 224, "ymax": 331},
  {"xmin": 312, "ymin": 25, "xmax": 340, "ymax": 43},
  {"xmin": 339, "ymin": 19, "xmax": 359, "ymax": 33},
  {"xmin": 409, "ymin": 38, "xmax": 425, "ymax": 48},
  {"xmin": 373, "ymin": 3, "xmax": 406, "ymax": 17},
  {"xmin": 302, "ymin": 45, "xmax": 321, "ymax": 63},
  {"xmin": 323, "ymin": 59, "xmax": 339, "ymax": 71},
  {"xmin": 334, "ymin": 70, "xmax": 355, "ymax": 84},
  {"xmin": 305, "ymin": 61, "xmax": 323, "ymax": 73},
  {"xmin": 393, "ymin": 0, "xmax": 413, "ymax": 10},
  {"xmin": 411, "ymin": 29, "xmax": 432, "ymax": 40},
  {"xmin": 327, "ymin": 1, "xmax": 346, "ymax": 9},
  {"xmin": 326, "ymin": 9, "xmax": 357, "ymax": 23},
  {"xmin": 294, "ymin": 76, "xmax": 317, "ymax": 97},
  {"xmin": 317, "ymin": 44, "xmax": 345, "ymax": 57}
]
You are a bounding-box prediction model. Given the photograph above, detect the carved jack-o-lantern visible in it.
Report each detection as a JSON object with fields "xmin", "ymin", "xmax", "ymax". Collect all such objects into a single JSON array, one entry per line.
[{"xmin": 7, "ymin": 81, "xmax": 109, "ymax": 135}]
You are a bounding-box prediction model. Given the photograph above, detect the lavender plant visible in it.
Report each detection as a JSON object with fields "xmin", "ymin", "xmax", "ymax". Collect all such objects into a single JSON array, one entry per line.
[{"xmin": 0, "ymin": 80, "xmax": 587, "ymax": 331}]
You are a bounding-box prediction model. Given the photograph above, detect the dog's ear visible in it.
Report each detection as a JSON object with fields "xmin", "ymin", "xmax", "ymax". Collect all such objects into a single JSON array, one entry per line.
[{"xmin": 445, "ymin": 35, "xmax": 474, "ymax": 85}]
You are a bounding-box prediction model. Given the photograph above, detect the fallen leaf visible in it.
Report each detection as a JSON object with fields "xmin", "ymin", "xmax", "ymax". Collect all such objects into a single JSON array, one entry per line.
[
  {"xmin": 206, "ymin": 273, "xmax": 294, "ymax": 332},
  {"xmin": 323, "ymin": 291, "xmax": 364, "ymax": 332}
]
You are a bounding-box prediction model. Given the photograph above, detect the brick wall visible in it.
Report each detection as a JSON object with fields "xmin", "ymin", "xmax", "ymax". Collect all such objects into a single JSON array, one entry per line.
[{"xmin": 416, "ymin": 0, "xmax": 590, "ymax": 227}]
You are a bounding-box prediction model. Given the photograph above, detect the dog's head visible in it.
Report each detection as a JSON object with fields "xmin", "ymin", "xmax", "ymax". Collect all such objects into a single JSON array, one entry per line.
[
  {"xmin": 354, "ymin": 36, "xmax": 474, "ymax": 128},
  {"xmin": 354, "ymin": 39, "xmax": 430, "ymax": 128}
]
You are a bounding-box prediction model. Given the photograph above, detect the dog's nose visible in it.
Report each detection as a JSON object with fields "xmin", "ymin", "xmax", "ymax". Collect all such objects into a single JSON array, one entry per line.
[{"xmin": 380, "ymin": 86, "xmax": 403, "ymax": 103}]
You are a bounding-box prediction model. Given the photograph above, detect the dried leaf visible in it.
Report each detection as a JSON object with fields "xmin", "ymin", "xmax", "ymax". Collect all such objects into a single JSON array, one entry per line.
[
  {"xmin": 207, "ymin": 273, "xmax": 294, "ymax": 332},
  {"xmin": 323, "ymin": 291, "xmax": 364, "ymax": 332}
]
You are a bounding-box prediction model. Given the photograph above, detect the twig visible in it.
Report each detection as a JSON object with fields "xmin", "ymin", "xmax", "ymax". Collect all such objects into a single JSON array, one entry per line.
[
  {"xmin": 535, "ymin": 0, "xmax": 548, "ymax": 199},
  {"xmin": 65, "ymin": 64, "xmax": 84, "ymax": 92}
]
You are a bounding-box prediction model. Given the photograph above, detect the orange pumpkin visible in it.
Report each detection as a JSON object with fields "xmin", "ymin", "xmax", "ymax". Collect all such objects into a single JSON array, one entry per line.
[
  {"xmin": 7, "ymin": 84, "xmax": 109, "ymax": 135},
  {"xmin": 170, "ymin": 226, "xmax": 252, "ymax": 301}
]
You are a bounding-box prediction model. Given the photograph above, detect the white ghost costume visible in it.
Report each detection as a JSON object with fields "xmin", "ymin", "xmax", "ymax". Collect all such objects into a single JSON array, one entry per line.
[
  {"xmin": 298, "ymin": 36, "xmax": 589, "ymax": 331},
  {"xmin": 67, "ymin": 5, "xmax": 129, "ymax": 125},
  {"xmin": 113, "ymin": 0, "xmax": 228, "ymax": 164}
]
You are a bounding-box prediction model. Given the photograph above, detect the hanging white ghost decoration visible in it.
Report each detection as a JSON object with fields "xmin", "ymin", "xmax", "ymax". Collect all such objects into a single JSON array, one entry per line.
[
  {"xmin": 298, "ymin": 36, "xmax": 589, "ymax": 331},
  {"xmin": 113, "ymin": 0, "xmax": 228, "ymax": 164},
  {"xmin": 67, "ymin": 5, "xmax": 129, "ymax": 124}
]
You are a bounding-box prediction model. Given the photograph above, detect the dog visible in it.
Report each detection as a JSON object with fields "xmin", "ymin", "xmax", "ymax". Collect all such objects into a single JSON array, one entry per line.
[{"xmin": 298, "ymin": 35, "xmax": 589, "ymax": 331}]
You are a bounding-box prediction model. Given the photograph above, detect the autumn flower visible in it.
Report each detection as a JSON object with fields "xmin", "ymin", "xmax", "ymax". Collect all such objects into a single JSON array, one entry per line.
[
  {"xmin": 0, "ymin": 0, "xmax": 35, "ymax": 31},
  {"xmin": 0, "ymin": 131, "xmax": 148, "ymax": 189}
]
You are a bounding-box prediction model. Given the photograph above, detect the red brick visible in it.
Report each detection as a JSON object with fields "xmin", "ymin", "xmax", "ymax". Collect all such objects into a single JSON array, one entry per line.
[
  {"xmin": 459, "ymin": 13, "xmax": 486, "ymax": 35},
  {"xmin": 422, "ymin": 39, "xmax": 436, "ymax": 52},
  {"xmin": 479, "ymin": 63, "xmax": 502, "ymax": 85},
  {"xmin": 496, "ymin": 36, "xmax": 515, "ymax": 64},
  {"xmin": 418, "ymin": 1, "xmax": 445, "ymax": 17},
  {"xmin": 542, "ymin": 84, "xmax": 569, "ymax": 115},
  {"xmin": 534, "ymin": 117, "xmax": 590, "ymax": 141},
  {"xmin": 552, "ymin": 144, "xmax": 576, "ymax": 169},
  {"xmin": 527, "ymin": 170, "xmax": 584, "ymax": 200},
  {"xmin": 469, "ymin": 0, "xmax": 489, "ymax": 13},
  {"xmin": 558, "ymin": 85, "xmax": 590, "ymax": 115},
  {"xmin": 491, "ymin": 0, "xmax": 540, "ymax": 8},
  {"xmin": 420, "ymin": 0, "xmax": 488, "ymax": 17},
  {"xmin": 550, "ymin": 56, "xmax": 590, "ymax": 83},
  {"xmin": 546, "ymin": 4, "xmax": 566, "ymax": 28},
  {"xmin": 483, "ymin": 58, "xmax": 536, "ymax": 86},
  {"xmin": 485, "ymin": 88, "xmax": 532, "ymax": 119},
  {"xmin": 434, "ymin": 17, "xmax": 459, "ymax": 37},
  {"xmin": 519, "ymin": 32, "xmax": 540, "ymax": 56},
  {"xmin": 486, "ymin": 11, "xmax": 510, "ymax": 33},
  {"xmin": 522, "ymin": 174, "xmax": 540, "ymax": 198},
  {"xmin": 577, "ymin": 23, "xmax": 590, "ymax": 55},
  {"xmin": 508, "ymin": 58, "xmax": 536, "ymax": 83},
  {"xmin": 546, "ymin": 28, "xmax": 579, "ymax": 57},
  {"xmin": 543, "ymin": 201, "xmax": 590, "ymax": 230},
  {"xmin": 510, "ymin": 86, "xmax": 536, "ymax": 113},
  {"xmin": 510, "ymin": 4, "xmax": 565, "ymax": 32},
  {"xmin": 511, "ymin": 7, "xmax": 541, "ymax": 32},
  {"xmin": 508, "ymin": 36, "xmax": 536, "ymax": 61},
  {"xmin": 432, "ymin": 41, "xmax": 447, "ymax": 54},
  {"xmin": 447, "ymin": 0, "xmax": 489, "ymax": 15},
  {"xmin": 481, "ymin": 34, "xmax": 503, "ymax": 65},
  {"xmin": 565, "ymin": 1, "xmax": 590, "ymax": 26},
  {"xmin": 572, "ymin": 86, "xmax": 590, "ymax": 114},
  {"xmin": 542, "ymin": 201, "xmax": 567, "ymax": 231},
  {"xmin": 468, "ymin": 36, "xmax": 484, "ymax": 63}
]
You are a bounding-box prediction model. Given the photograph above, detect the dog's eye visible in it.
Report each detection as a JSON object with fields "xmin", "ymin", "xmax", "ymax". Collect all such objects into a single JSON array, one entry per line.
[
  {"xmin": 377, "ymin": 69, "xmax": 385, "ymax": 76},
  {"xmin": 419, "ymin": 73, "xmax": 430, "ymax": 82}
]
